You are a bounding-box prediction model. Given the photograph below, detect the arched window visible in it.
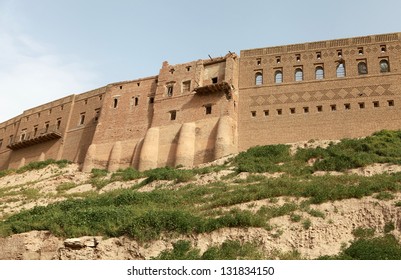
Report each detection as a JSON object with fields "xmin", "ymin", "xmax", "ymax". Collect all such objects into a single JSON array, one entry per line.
[
  {"xmin": 255, "ymin": 72, "xmax": 263, "ymax": 85},
  {"xmin": 358, "ymin": 62, "xmax": 368, "ymax": 75},
  {"xmin": 336, "ymin": 63, "xmax": 346, "ymax": 78},
  {"xmin": 295, "ymin": 68, "xmax": 303, "ymax": 81},
  {"xmin": 315, "ymin": 66, "xmax": 324, "ymax": 80},
  {"xmin": 380, "ymin": 60, "xmax": 390, "ymax": 73},
  {"xmin": 275, "ymin": 70, "xmax": 283, "ymax": 83}
]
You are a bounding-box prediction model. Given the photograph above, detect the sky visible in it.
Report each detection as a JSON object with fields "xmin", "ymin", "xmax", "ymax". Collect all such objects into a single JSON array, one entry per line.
[{"xmin": 1, "ymin": 0, "xmax": 401, "ymax": 122}]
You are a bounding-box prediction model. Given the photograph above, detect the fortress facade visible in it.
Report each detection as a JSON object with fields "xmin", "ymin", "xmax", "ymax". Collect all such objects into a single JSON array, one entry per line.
[{"xmin": 1, "ymin": 32, "xmax": 401, "ymax": 171}]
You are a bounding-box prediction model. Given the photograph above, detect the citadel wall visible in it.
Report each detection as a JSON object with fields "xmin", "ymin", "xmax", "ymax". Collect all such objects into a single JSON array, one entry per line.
[
  {"xmin": 238, "ymin": 33, "xmax": 401, "ymax": 150},
  {"xmin": 1, "ymin": 32, "xmax": 401, "ymax": 172}
]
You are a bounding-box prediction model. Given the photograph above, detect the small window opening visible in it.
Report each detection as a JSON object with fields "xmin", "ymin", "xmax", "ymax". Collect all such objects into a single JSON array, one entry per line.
[
  {"xmin": 256, "ymin": 58, "xmax": 261, "ymax": 65},
  {"xmin": 170, "ymin": 110, "xmax": 177, "ymax": 120},
  {"xmin": 317, "ymin": 105, "xmax": 323, "ymax": 112},
  {"xmin": 182, "ymin": 80, "xmax": 191, "ymax": 92},
  {"xmin": 264, "ymin": 110, "xmax": 269, "ymax": 116},
  {"xmin": 38, "ymin": 112, "xmax": 41, "ymax": 118},
  {"xmin": 135, "ymin": 97, "xmax": 139, "ymax": 106},
  {"xmin": 303, "ymin": 107, "xmax": 309, "ymax": 113},
  {"xmin": 61, "ymin": 105, "xmax": 64, "ymax": 110},
  {"xmin": 56, "ymin": 118, "xmax": 61, "ymax": 130},
  {"xmin": 137, "ymin": 82, "xmax": 140, "ymax": 86},
  {"xmin": 94, "ymin": 109, "xmax": 101, "ymax": 122},
  {"xmin": 373, "ymin": 101, "xmax": 380, "ymax": 108},
  {"xmin": 290, "ymin": 108, "xmax": 296, "ymax": 114},
  {"xmin": 276, "ymin": 56, "xmax": 281, "ymax": 63},
  {"xmin": 49, "ymin": 109, "xmax": 52, "ymax": 115},
  {"xmin": 149, "ymin": 97, "xmax": 155, "ymax": 104},
  {"xmin": 33, "ymin": 126, "xmax": 38, "ymax": 137},
  {"xmin": 381, "ymin": 45, "xmax": 387, "ymax": 53},
  {"xmin": 211, "ymin": 77, "xmax": 218, "ymax": 84},
  {"xmin": 79, "ymin": 113, "xmax": 85, "ymax": 125},
  {"xmin": 344, "ymin": 103, "xmax": 351, "ymax": 110},
  {"xmin": 9, "ymin": 135, "xmax": 13, "ymax": 145},
  {"xmin": 337, "ymin": 50, "xmax": 342, "ymax": 57},
  {"xmin": 205, "ymin": 105, "xmax": 212, "ymax": 115},
  {"xmin": 20, "ymin": 129, "xmax": 27, "ymax": 141},
  {"xmin": 380, "ymin": 60, "xmax": 390, "ymax": 73},
  {"xmin": 331, "ymin": 104, "xmax": 337, "ymax": 111},
  {"xmin": 99, "ymin": 95, "xmax": 103, "ymax": 101},
  {"xmin": 251, "ymin": 111, "xmax": 256, "ymax": 117},
  {"xmin": 359, "ymin": 102, "xmax": 365, "ymax": 109},
  {"xmin": 295, "ymin": 68, "xmax": 303, "ymax": 81},
  {"xmin": 0, "ymin": 139, "xmax": 3, "ymax": 149},
  {"xmin": 336, "ymin": 63, "xmax": 346, "ymax": 77},
  {"xmin": 296, "ymin": 54, "xmax": 301, "ymax": 62},
  {"xmin": 167, "ymin": 85, "xmax": 174, "ymax": 97},
  {"xmin": 275, "ymin": 70, "xmax": 283, "ymax": 83},
  {"xmin": 45, "ymin": 122, "xmax": 50, "ymax": 132},
  {"xmin": 84, "ymin": 99, "xmax": 88, "ymax": 105},
  {"xmin": 255, "ymin": 72, "xmax": 263, "ymax": 85},
  {"xmin": 316, "ymin": 52, "xmax": 321, "ymax": 59},
  {"xmin": 277, "ymin": 109, "xmax": 282, "ymax": 115},
  {"xmin": 113, "ymin": 98, "xmax": 119, "ymax": 108},
  {"xmin": 119, "ymin": 85, "xmax": 123, "ymax": 89},
  {"xmin": 358, "ymin": 47, "xmax": 364, "ymax": 55},
  {"xmin": 169, "ymin": 68, "xmax": 175, "ymax": 74},
  {"xmin": 186, "ymin": 66, "xmax": 191, "ymax": 71},
  {"xmin": 388, "ymin": 100, "xmax": 395, "ymax": 107},
  {"xmin": 358, "ymin": 61, "xmax": 368, "ymax": 75}
]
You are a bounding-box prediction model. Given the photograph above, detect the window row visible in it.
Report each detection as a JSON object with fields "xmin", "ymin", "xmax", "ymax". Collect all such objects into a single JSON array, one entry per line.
[
  {"xmin": 112, "ymin": 96, "xmax": 155, "ymax": 109},
  {"xmin": 169, "ymin": 105, "xmax": 213, "ymax": 120},
  {"xmin": 251, "ymin": 100, "xmax": 395, "ymax": 117},
  {"xmin": 254, "ymin": 59, "xmax": 390, "ymax": 85}
]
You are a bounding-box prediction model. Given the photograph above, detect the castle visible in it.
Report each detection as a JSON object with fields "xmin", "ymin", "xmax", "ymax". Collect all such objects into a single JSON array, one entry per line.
[{"xmin": 1, "ymin": 32, "xmax": 401, "ymax": 172}]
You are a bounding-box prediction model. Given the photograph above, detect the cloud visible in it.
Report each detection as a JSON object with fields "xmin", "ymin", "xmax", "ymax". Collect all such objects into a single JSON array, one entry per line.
[{"xmin": 0, "ymin": 1, "xmax": 97, "ymax": 123}]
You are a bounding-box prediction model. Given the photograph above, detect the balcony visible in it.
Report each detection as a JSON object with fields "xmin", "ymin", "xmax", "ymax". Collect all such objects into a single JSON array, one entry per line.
[
  {"xmin": 194, "ymin": 81, "xmax": 232, "ymax": 96},
  {"xmin": 7, "ymin": 125, "xmax": 62, "ymax": 150}
]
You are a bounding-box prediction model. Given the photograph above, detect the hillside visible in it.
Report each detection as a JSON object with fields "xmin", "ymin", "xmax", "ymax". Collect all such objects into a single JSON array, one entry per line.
[{"xmin": 1, "ymin": 130, "xmax": 401, "ymax": 260}]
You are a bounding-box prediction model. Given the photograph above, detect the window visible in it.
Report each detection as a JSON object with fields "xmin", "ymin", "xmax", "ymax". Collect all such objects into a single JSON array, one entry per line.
[
  {"xmin": 303, "ymin": 107, "xmax": 309, "ymax": 113},
  {"xmin": 380, "ymin": 60, "xmax": 390, "ymax": 73},
  {"xmin": 315, "ymin": 66, "xmax": 324, "ymax": 80},
  {"xmin": 256, "ymin": 58, "xmax": 261, "ymax": 65},
  {"xmin": 358, "ymin": 47, "xmax": 364, "ymax": 55},
  {"xmin": 317, "ymin": 105, "xmax": 323, "ymax": 112},
  {"xmin": 277, "ymin": 109, "xmax": 282, "ymax": 115},
  {"xmin": 276, "ymin": 56, "xmax": 281, "ymax": 63},
  {"xmin": 182, "ymin": 80, "xmax": 191, "ymax": 92},
  {"xmin": 251, "ymin": 111, "xmax": 256, "ymax": 117},
  {"xmin": 296, "ymin": 54, "xmax": 301, "ymax": 62},
  {"xmin": 20, "ymin": 129, "xmax": 27, "ymax": 141},
  {"xmin": 9, "ymin": 135, "xmax": 13, "ymax": 145},
  {"xmin": 381, "ymin": 45, "xmax": 387, "ymax": 53},
  {"xmin": 113, "ymin": 97, "xmax": 119, "ymax": 108},
  {"xmin": 264, "ymin": 110, "xmax": 269, "ymax": 116},
  {"xmin": 149, "ymin": 97, "xmax": 155, "ymax": 104},
  {"xmin": 49, "ymin": 109, "xmax": 52, "ymax": 115},
  {"xmin": 84, "ymin": 99, "xmax": 88, "ymax": 105},
  {"xmin": 295, "ymin": 68, "xmax": 303, "ymax": 81},
  {"xmin": 388, "ymin": 100, "xmax": 395, "ymax": 107},
  {"xmin": 131, "ymin": 97, "xmax": 139, "ymax": 107},
  {"xmin": 79, "ymin": 113, "xmax": 85, "ymax": 125},
  {"xmin": 344, "ymin": 103, "xmax": 351, "ymax": 110},
  {"xmin": 255, "ymin": 72, "xmax": 263, "ymax": 85},
  {"xmin": 94, "ymin": 109, "xmax": 101, "ymax": 122},
  {"xmin": 137, "ymin": 82, "xmax": 140, "ymax": 86},
  {"xmin": 211, "ymin": 77, "xmax": 218, "ymax": 84},
  {"xmin": 275, "ymin": 70, "xmax": 283, "ymax": 83},
  {"xmin": 56, "ymin": 118, "xmax": 62, "ymax": 130},
  {"xmin": 205, "ymin": 105, "xmax": 212, "ymax": 115},
  {"xmin": 119, "ymin": 85, "xmax": 123, "ymax": 89},
  {"xmin": 290, "ymin": 108, "xmax": 296, "ymax": 114},
  {"xmin": 45, "ymin": 122, "xmax": 50, "ymax": 132},
  {"xmin": 33, "ymin": 126, "xmax": 38, "ymax": 137},
  {"xmin": 373, "ymin": 101, "xmax": 380, "ymax": 108},
  {"xmin": 0, "ymin": 139, "xmax": 2, "ymax": 149},
  {"xmin": 316, "ymin": 52, "xmax": 321, "ymax": 59},
  {"xmin": 358, "ymin": 61, "xmax": 368, "ymax": 75},
  {"xmin": 186, "ymin": 66, "xmax": 191, "ymax": 71},
  {"xmin": 99, "ymin": 95, "xmax": 103, "ymax": 101},
  {"xmin": 170, "ymin": 110, "xmax": 177, "ymax": 120},
  {"xmin": 359, "ymin": 102, "xmax": 365, "ymax": 109},
  {"xmin": 337, "ymin": 50, "xmax": 342, "ymax": 57},
  {"xmin": 336, "ymin": 63, "xmax": 346, "ymax": 77},
  {"xmin": 166, "ymin": 85, "xmax": 174, "ymax": 97},
  {"xmin": 61, "ymin": 105, "xmax": 64, "ymax": 110},
  {"xmin": 331, "ymin": 104, "xmax": 337, "ymax": 111}
]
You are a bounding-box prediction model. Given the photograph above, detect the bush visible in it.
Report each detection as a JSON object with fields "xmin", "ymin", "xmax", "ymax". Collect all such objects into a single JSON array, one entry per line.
[
  {"xmin": 352, "ymin": 227, "xmax": 375, "ymax": 239},
  {"xmin": 111, "ymin": 167, "xmax": 143, "ymax": 181},
  {"xmin": 143, "ymin": 167, "xmax": 195, "ymax": 184}
]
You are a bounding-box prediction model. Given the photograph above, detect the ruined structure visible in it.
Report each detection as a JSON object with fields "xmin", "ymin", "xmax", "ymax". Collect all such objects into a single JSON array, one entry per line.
[{"xmin": 1, "ymin": 32, "xmax": 401, "ymax": 171}]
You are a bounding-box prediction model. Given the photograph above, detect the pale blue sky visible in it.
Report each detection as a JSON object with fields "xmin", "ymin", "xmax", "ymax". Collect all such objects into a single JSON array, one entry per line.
[{"xmin": 1, "ymin": 0, "xmax": 401, "ymax": 122}]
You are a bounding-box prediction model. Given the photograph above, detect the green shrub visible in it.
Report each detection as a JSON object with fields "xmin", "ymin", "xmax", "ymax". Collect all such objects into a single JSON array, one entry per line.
[
  {"xmin": 302, "ymin": 218, "xmax": 312, "ymax": 229},
  {"xmin": 395, "ymin": 201, "xmax": 401, "ymax": 207},
  {"xmin": 91, "ymin": 169, "xmax": 108, "ymax": 178},
  {"xmin": 384, "ymin": 222, "xmax": 395, "ymax": 233},
  {"xmin": 143, "ymin": 167, "xmax": 195, "ymax": 184},
  {"xmin": 374, "ymin": 192, "xmax": 395, "ymax": 201},
  {"xmin": 56, "ymin": 182, "xmax": 77, "ymax": 193},
  {"xmin": 290, "ymin": 213, "xmax": 302, "ymax": 222},
  {"xmin": 152, "ymin": 240, "xmax": 201, "ymax": 260},
  {"xmin": 352, "ymin": 227, "xmax": 375, "ymax": 239},
  {"xmin": 111, "ymin": 167, "xmax": 143, "ymax": 181}
]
